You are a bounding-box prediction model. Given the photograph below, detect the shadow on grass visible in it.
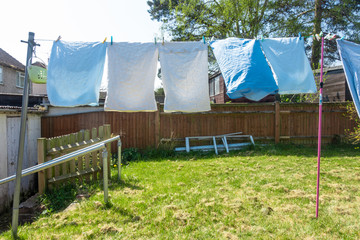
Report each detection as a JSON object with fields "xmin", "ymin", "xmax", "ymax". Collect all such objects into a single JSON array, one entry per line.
[
  {"xmin": 100, "ymin": 199, "xmax": 139, "ymax": 224},
  {"xmin": 117, "ymin": 143, "xmax": 360, "ymax": 165},
  {"xmin": 128, "ymin": 143, "xmax": 330, "ymax": 169},
  {"xmin": 108, "ymin": 178, "xmax": 143, "ymax": 191},
  {"xmin": 254, "ymin": 143, "xmax": 360, "ymax": 158}
]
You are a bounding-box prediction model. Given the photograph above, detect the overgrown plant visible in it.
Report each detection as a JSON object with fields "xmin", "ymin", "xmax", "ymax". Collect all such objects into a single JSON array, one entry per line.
[
  {"xmin": 343, "ymin": 101, "xmax": 360, "ymax": 144},
  {"xmin": 121, "ymin": 148, "xmax": 142, "ymax": 164},
  {"xmin": 38, "ymin": 181, "xmax": 97, "ymax": 214},
  {"xmin": 39, "ymin": 183, "xmax": 78, "ymax": 213}
]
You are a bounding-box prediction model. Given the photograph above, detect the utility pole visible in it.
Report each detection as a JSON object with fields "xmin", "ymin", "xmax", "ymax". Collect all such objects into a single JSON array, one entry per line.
[{"xmin": 12, "ymin": 32, "xmax": 38, "ymax": 238}]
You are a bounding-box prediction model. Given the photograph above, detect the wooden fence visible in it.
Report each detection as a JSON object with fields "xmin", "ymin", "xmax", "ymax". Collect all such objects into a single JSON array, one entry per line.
[
  {"xmin": 41, "ymin": 102, "xmax": 356, "ymax": 150},
  {"xmin": 37, "ymin": 124, "xmax": 111, "ymax": 194}
]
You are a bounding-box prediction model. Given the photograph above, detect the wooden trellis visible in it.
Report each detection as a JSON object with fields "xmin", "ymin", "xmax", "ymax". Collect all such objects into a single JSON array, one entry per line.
[{"xmin": 37, "ymin": 124, "xmax": 111, "ymax": 194}]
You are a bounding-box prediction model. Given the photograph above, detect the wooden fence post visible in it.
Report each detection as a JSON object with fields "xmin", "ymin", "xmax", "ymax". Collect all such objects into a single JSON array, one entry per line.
[
  {"xmin": 37, "ymin": 138, "xmax": 47, "ymax": 194},
  {"xmin": 275, "ymin": 101, "xmax": 280, "ymax": 144},
  {"xmin": 154, "ymin": 102, "xmax": 161, "ymax": 148},
  {"xmin": 104, "ymin": 124, "xmax": 111, "ymax": 178}
]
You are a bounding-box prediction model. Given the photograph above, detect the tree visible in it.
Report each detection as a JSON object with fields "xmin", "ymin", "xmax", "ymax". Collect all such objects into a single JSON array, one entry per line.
[
  {"xmin": 309, "ymin": 0, "xmax": 360, "ymax": 68},
  {"xmin": 148, "ymin": 0, "xmax": 360, "ymax": 68},
  {"xmin": 310, "ymin": 0, "xmax": 323, "ymax": 69},
  {"xmin": 154, "ymin": 87, "xmax": 165, "ymax": 96},
  {"xmin": 148, "ymin": 0, "xmax": 283, "ymax": 40}
]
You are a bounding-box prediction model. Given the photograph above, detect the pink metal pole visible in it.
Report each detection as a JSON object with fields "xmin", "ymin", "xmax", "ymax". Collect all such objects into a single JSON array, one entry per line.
[{"xmin": 316, "ymin": 36, "xmax": 325, "ymax": 218}]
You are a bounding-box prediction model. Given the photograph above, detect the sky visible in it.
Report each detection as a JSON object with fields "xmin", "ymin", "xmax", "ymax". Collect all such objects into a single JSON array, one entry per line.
[{"xmin": 0, "ymin": 0, "xmax": 164, "ymax": 88}]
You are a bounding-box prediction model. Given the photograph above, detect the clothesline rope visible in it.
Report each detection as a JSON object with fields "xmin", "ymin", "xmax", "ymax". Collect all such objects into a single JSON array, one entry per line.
[{"xmin": 35, "ymin": 31, "xmax": 346, "ymax": 45}]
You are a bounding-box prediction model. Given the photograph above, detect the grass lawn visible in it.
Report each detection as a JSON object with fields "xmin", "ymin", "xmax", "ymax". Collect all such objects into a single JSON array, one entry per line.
[{"xmin": 1, "ymin": 144, "xmax": 360, "ymax": 239}]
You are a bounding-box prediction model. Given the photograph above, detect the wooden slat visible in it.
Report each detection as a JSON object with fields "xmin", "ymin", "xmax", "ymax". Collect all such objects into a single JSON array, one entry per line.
[
  {"xmin": 48, "ymin": 167, "xmax": 100, "ymax": 183},
  {"xmin": 104, "ymin": 124, "xmax": 111, "ymax": 178},
  {"xmin": 46, "ymin": 140, "xmax": 52, "ymax": 180},
  {"xmin": 52, "ymin": 138, "xmax": 61, "ymax": 178},
  {"xmin": 91, "ymin": 127, "xmax": 98, "ymax": 181},
  {"xmin": 60, "ymin": 135, "xmax": 69, "ymax": 177},
  {"xmin": 84, "ymin": 130, "xmax": 91, "ymax": 182},
  {"xmin": 47, "ymin": 138, "xmax": 101, "ymax": 155},
  {"xmin": 98, "ymin": 126, "xmax": 104, "ymax": 179},
  {"xmin": 69, "ymin": 133, "xmax": 77, "ymax": 175},
  {"xmin": 77, "ymin": 130, "xmax": 84, "ymax": 183},
  {"xmin": 37, "ymin": 138, "xmax": 47, "ymax": 194}
]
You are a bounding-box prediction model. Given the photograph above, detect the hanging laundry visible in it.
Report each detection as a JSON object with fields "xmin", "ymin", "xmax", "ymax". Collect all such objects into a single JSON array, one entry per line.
[
  {"xmin": 260, "ymin": 37, "xmax": 317, "ymax": 94},
  {"xmin": 47, "ymin": 41, "xmax": 106, "ymax": 107},
  {"xmin": 337, "ymin": 40, "xmax": 360, "ymax": 118},
  {"xmin": 159, "ymin": 42, "xmax": 211, "ymax": 112},
  {"xmin": 210, "ymin": 38, "xmax": 278, "ymax": 101},
  {"xmin": 105, "ymin": 43, "xmax": 158, "ymax": 112}
]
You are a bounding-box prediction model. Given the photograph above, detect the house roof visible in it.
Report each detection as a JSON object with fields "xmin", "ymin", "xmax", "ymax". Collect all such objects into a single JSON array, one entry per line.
[
  {"xmin": 0, "ymin": 48, "xmax": 25, "ymax": 71},
  {"xmin": 0, "ymin": 105, "xmax": 46, "ymax": 114}
]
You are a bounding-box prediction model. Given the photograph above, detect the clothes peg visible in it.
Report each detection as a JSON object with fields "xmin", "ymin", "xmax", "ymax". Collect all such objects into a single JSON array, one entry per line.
[
  {"xmin": 340, "ymin": 36, "xmax": 345, "ymax": 40},
  {"xmin": 56, "ymin": 36, "xmax": 61, "ymax": 42},
  {"xmin": 202, "ymin": 36, "xmax": 206, "ymax": 44},
  {"xmin": 154, "ymin": 37, "xmax": 157, "ymax": 45},
  {"xmin": 325, "ymin": 33, "xmax": 332, "ymax": 40},
  {"xmin": 162, "ymin": 37, "xmax": 164, "ymax": 46},
  {"xmin": 298, "ymin": 32, "xmax": 302, "ymax": 40},
  {"xmin": 329, "ymin": 34, "xmax": 337, "ymax": 41},
  {"xmin": 102, "ymin": 37, "xmax": 107, "ymax": 44},
  {"xmin": 261, "ymin": 35, "xmax": 264, "ymax": 41},
  {"xmin": 111, "ymin": 36, "xmax": 113, "ymax": 45}
]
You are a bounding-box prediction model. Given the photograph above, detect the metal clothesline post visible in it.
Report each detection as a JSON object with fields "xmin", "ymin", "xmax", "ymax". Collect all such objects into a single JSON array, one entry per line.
[
  {"xmin": 12, "ymin": 32, "xmax": 37, "ymax": 238},
  {"xmin": 316, "ymin": 36, "xmax": 325, "ymax": 218}
]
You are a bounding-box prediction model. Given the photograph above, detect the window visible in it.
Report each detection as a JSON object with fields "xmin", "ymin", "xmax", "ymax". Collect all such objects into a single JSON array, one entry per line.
[
  {"xmin": 209, "ymin": 78, "xmax": 214, "ymax": 96},
  {"xmin": 0, "ymin": 66, "xmax": 3, "ymax": 84},
  {"xmin": 214, "ymin": 76, "xmax": 220, "ymax": 95},
  {"xmin": 16, "ymin": 71, "xmax": 25, "ymax": 88},
  {"xmin": 209, "ymin": 75, "xmax": 220, "ymax": 96}
]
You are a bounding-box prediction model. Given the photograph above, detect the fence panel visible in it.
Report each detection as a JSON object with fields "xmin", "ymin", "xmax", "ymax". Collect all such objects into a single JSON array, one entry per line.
[{"xmin": 41, "ymin": 103, "xmax": 356, "ymax": 150}]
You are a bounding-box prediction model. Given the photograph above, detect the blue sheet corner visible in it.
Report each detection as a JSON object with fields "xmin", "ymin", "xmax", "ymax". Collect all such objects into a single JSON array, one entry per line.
[{"xmin": 210, "ymin": 38, "xmax": 278, "ymax": 101}]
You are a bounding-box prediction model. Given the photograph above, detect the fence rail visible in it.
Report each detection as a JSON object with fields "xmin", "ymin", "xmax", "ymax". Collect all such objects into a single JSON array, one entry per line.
[{"xmin": 41, "ymin": 102, "xmax": 356, "ymax": 150}]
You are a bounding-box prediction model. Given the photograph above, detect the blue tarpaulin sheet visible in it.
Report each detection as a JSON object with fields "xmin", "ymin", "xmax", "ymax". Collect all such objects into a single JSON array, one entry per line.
[
  {"xmin": 210, "ymin": 38, "xmax": 278, "ymax": 101},
  {"xmin": 337, "ymin": 40, "xmax": 360, "ymax": 118}
]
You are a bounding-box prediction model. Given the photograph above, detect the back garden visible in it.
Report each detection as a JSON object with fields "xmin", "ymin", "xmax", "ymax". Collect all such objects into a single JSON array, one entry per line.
[{"xmin": 1, "ymin": 144, "xmax": 359, "ymax": 239}]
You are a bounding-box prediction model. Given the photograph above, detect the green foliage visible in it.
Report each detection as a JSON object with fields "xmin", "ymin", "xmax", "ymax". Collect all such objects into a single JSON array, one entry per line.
[
  {"xmin": 149, "ymin": 0, "xmax": 279, "ymax": 40},
  {"xmin": 154, "ymin": 87, "xmax": 165, "ymax": 96},
  {"xmin": 142, "ymin": 147, "xmax": 175, "ymax": 159},
  {"xmin": 122, "ymin": 148, "xmax": 142, "ymax": 164},
  {"xmin": 39, "ymin": 183, "xmax": 78, "ymax": 213},
  {"xmin": 147, "ymin": 0, "xmax": 360, "ymax": 68},
  {"xmin": 343, "ymin": 101, "xmax": 360, "ymax": 144},
  {"xmin": 121, "ymin": 147, "xmax": 176, "ymax": 163}
]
